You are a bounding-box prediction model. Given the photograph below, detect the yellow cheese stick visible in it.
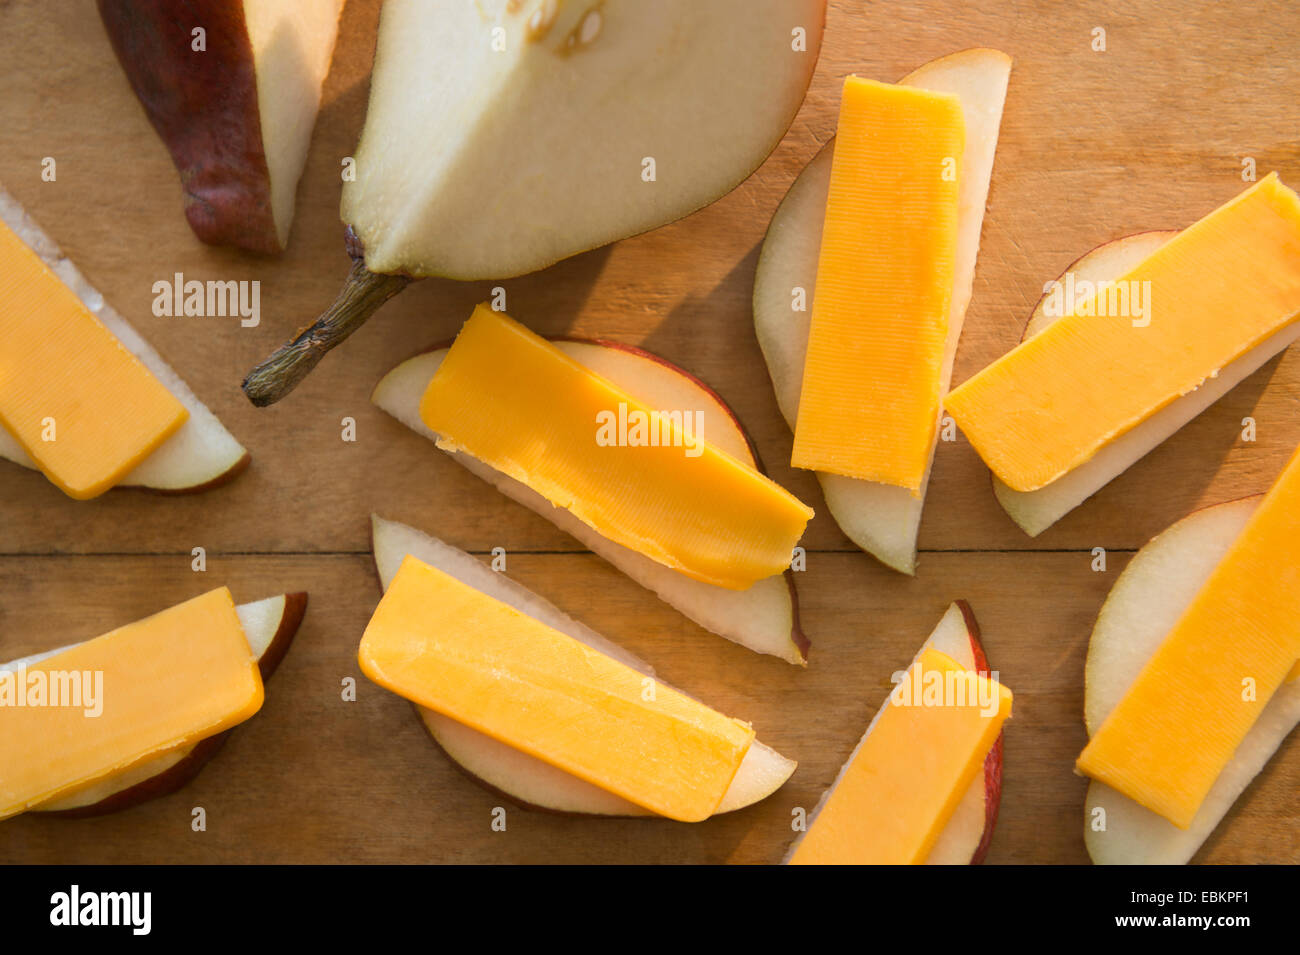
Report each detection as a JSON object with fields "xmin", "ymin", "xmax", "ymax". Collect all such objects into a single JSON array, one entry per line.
[
  {"xmin": 420, "ymin": 305, "xmax": 812, "ymax": 590},
  {"xmin": 791, "ymin": 77, "xmax": 964, "ymax": 492},
  {"xmin": 0, "ymin": 215, "xmax": 187, "ymax": 498},
  {"xmin": 946, "ymin": 174, "xmax": 1300, "ymax": 492},
  {"xmin": 359, "ymin": 556, "xmax": 755, "ymax": 822},
  {"xmin": 788, "ymin": 649, "xmax": 1011, "ymax": 864},
  {"xmin": 1078, "ymin": 443, "xmax": 1300, "ymax": 828}
]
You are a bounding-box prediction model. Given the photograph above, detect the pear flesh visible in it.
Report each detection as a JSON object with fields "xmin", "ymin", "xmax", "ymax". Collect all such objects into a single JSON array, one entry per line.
[
  {"xmin": 244, "ymin": 0, "xmax": 823, "ymax": 404},
  {"xmin": 343, "ymin": 0, "xmax": 825, "ymax": 280}
]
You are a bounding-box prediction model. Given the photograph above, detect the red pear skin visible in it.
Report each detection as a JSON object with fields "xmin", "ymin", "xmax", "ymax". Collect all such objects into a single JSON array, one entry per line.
[
  {"xmin": 955, "ymin": 599, "xmax": 1003, "ymax": 865},
  {"xmin": 97, "ymin": 0, "xmax": 279, "ymax": 253}
]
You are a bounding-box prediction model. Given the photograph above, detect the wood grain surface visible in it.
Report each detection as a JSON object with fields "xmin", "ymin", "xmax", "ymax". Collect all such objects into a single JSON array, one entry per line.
[{"xmin": 1, "ymin": 0, "xmax": 1297, "ymax": 863}]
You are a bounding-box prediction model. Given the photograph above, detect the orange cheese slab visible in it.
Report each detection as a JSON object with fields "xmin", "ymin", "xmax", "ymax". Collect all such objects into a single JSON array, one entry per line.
[
  {"xmin": 946, "ymin": 174, "xmax": 1300, "ymax": 492},
  {"xmin": 1077, "ymin": 444, "xmax": 1300, "ymax": 828},
  {"xmin": 0, "ymin": 215, "xmax": 187, "ymax": 499},
  {"xmin": 0, "ymin": 588, "xmax": 262, "ymax": 820},
  {"xmin": 790, "ymin": 77, "xmax": 964, "ymax": 491},
  {"xmin": 359, "ymin": 556, "xmax": 756, "ymax": 822},
  {"xmin": 788, "ymin": 648, "xmax": 1011, "ymax": 864},
  {"xmin": 419, "ymin": 305, "xmax": 813, "ymax": 590}
]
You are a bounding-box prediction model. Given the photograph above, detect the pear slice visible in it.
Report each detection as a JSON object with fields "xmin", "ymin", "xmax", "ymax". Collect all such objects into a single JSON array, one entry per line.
[
  {"xmin": 994, "ymin": 233, "xmax": 1300, "ymax": 536},
  {"xmin": 1, "ymin": 593, "xmax": 307, "ymax": 817},
  {"xmin": 372, "ymin": 338, "xmax": 808, "ymax": 664},
  {"xmin": 0, "ymin": 188, "xmax": 249, "ymax": 493},
  {"xmin": 243, "ymin": 0, "xmax": 826, "ymax": 404},
  {"xmin": 922, "ymin": 602, "xmax": 1004, "ymax": 865},
  {"xmin": 371, "ymin": 515, "xmax": 795, "ymax": 817},
  {"xmin": 783, "ymin": 602, "xmax": 1004, "ymax": 864},
  {"xmin": 98, "ymin": 0, "xmax": 346, "ymax": 253},
  {"xmin": 1082, "ymin": 496, "xmax": 1299, "ymax": 863},
  {"xmin": 753, "ymin": 49, "xmax": 1011, "ymax": 574}
]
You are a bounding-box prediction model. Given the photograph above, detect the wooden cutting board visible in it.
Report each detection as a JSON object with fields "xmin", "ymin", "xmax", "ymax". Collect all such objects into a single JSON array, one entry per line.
[{"xmin": 1, "ymin": 0, "xmax": 1296, "ymax": 864}]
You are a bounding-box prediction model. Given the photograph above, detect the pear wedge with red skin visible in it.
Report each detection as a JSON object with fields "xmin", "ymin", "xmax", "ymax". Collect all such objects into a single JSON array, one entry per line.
[
  {"xmin": 782, "ymin": 601, "xmax": 1003, "ymax": 864},
  {"xmin": 994, "ymin": 233, "xmax": 1300, "ymax": 536},
  {"xmin": 0, "ymin": 187, "xmax": 249, "ymax": 493},
  {"xmin": 97, "ymin": 0, "xmax": 344, "ymax": 253},
  {"xmin": 370, "ymin": 515, "xmax": 796, "ymax": 817},
  {"xmin": 0, "ymin": 593, "xmax": 307, "ymax": 818},
  {"xmin": 1082, "ymin": 497, "xmax": 1299, "ymax": 864},
  {"xmin": 372, "ymin": 337, "xmax": 809, "ymax": 664},
  {"xmin": 753, "ymin": 48, "xmax": 1011, "ymax": 575}
]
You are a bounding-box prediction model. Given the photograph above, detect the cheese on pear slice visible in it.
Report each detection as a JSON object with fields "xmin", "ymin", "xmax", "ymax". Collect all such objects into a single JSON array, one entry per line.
[
  {"xmin": 371, "ymin": 514, "xmax": 796, "ymax": 817},
  {"xmin": 1083, "ymin": 496, "xmax": 1299, "ymax": 863},
  {"xmin": 1, "ymin": 595, "xmax": 304, "ymax": 817},
  {"xmin": 994, "ymin": 230, "xmax": 1300, "ymax": 537},
  {"xmin": 420, "ymin": 305, "xmax": 813, "ymax": 591},
  {"xmin": 753, "ymin": 49, "xmax": 1011, "ymax": 574},
  {"xmin": 1078, "ymin": 444, "xmax": 1300, "ymax": 828},
  {"xmin": 787, "ymin": 647, "xmax": 1012, "ymax": 864},
  {"xmin": 0, "ymin": 187, "xmax": 248, "ymax": 493},
  {"xmin": 0, "ymin": 588, "xmax": 263, "ymax": 820},
  {"xmin": 360, "ymin": 555, "xmax": 756, "ymax": 822},
  {"xmin": 947, "ymin": 174, "xmax": 1300, "ymax": 493},
  {"xmin": 0, "ymin": 214, "xmax": 188, "ymax": 498},
  {"xmin": 790, "ymin": 77, "xmax": 963, "ymax": 491}
]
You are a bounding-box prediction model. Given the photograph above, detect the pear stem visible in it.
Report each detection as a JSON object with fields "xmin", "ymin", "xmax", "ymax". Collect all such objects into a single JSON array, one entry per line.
[{"xmin": 242, "ymin": 258, "xmax": 413, "ymax": 406}]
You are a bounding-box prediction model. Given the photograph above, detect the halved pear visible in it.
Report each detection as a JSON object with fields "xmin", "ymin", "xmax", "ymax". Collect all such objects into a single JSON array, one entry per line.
[
  {"xmin": 244, "ymin": 0, "xmax": 826, "ymax": 403},
  {"xmin": 753, "ymin": 49, "xmax": 1011, "ymax": 574},
  {"xmin": 371, "ymin": 515, "xmax": 796, "ymax": 816},
  {"xmin": 1082, "ymin": 496, "xmax": 1299, "ymax": 864},
  {"xmin": 995, "ymin": 234, "xmax": 1300, "ymax": 536},
  {"xmin": 98, "ymin": 0, "xmax": 346, "ymax": 253},
  {"xmin": 372, "ymin": 337, "xmax": 809, "ymax": 664},
  {"xmin": 0, "ymin": 188, "xmax": 249, "ymax": 493},
  {"xmin": 0, "ymin": 593, "xmax": 307, "ymax": 817}
]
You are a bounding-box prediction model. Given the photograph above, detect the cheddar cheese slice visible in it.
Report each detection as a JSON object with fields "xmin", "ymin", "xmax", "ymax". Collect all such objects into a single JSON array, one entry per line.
[
  {"xmin": 1077, "ymin": 443, "xmax": 1300, "ymax": 828},
  {"xmin": 788, "ymin": 648, "xmax": 1012, "ymax": 864},
  {"xmin": 946, "ymin": 174, "xmax": 1300, "ymax": 492},
  {"xmin": 419, "ymin": 305, "xmax": 813, "ymax": 590},
  {"xmin": 0, "ymin": 588, "xmax": 263, "ymax": 820},
  {"xmin": 359, "ymin": 555, "xmax": 756, "ymax": 822},
  {"xmin": 790, "ymin": 77, "xmax": 964, "ymax": 491},
  {"xmin": 0, "ymin": 215, "xmax": 187, "ymax": 499}
]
